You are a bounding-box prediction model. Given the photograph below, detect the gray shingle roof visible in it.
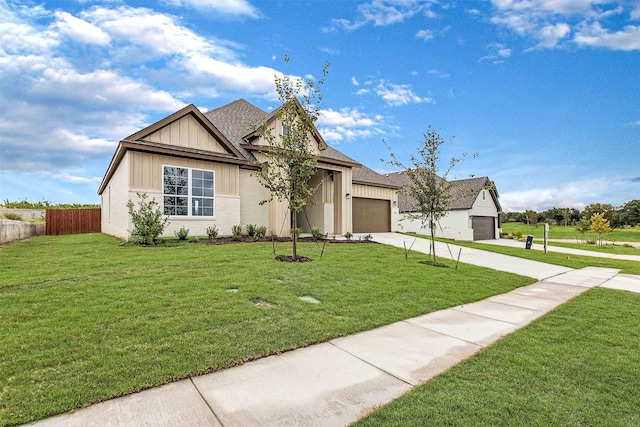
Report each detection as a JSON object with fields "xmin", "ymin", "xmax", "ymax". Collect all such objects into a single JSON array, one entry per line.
[
  {"xmin": 202, "ymin": 99, "xmax": 399, "ymax": 189},
  {"xmin": 353, "ymin": 164, "xmax": 399, "ymax": 188},
  {"xmin": 386, "ymin": 171, "xmax": 500, "ymax": 212},
  {"xmin": 203, "ymin": 99, "xmax": 267, "ymax": 164}
]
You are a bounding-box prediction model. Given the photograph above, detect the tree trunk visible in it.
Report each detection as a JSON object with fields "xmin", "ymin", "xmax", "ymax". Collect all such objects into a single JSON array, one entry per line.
[
  {"xmin": 430, "ymin": 220, "xmax": 436, "ymax": 264},
  {"xmin": 292, "ymin": 208, "xmax": 297, "ymax": 258}
]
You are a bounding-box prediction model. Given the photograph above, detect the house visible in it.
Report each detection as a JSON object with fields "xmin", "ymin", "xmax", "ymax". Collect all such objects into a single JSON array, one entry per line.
[
  {"xmin": 385, "ymin": 171, "xmax": 502, "ymax": 241},
  {"xmin": 98, "ymin": 99, "xmax": 400, "ymax": 239}
]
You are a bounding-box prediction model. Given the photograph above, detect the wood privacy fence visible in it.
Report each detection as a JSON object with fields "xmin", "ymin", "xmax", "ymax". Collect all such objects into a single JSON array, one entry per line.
[{"xmin": 46, "ymin": 208, "xmax": 101, "ymax": 235}]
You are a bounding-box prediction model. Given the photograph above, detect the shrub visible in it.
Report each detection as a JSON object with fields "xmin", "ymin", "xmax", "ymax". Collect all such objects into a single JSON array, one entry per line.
[
  {"xmin": 246, "ymin": 224, "xmax": 257, "ymax": 237},
  {"xmin": 500, "ymin": 232, "xmax": 509, "ymax": 238},
  {"xmin": 2, "ymin": 212, "xmax": 23, "ymax": 221},
  {"xmin": 206, "ymin": 225, "xmax": 218, "ymax": 241},
  {"xmin": 175, "ymin": 226, "xmax": 189, "ymax": 240},
  {"xmin": 290, "ymin": 227, "xmax": 301, "ymax": 239},
  {"xmin": 512, "ymin": 229, "xmax": 523, "ymax": 239},
  {"xmin": 127, "ymin": 193, "xmax": 169, "ymax": 245},
  {"xmin": 232, "ymin": 225, "xmax": 242, "ymax": 241},
  {"xmin": 622, "ymin": 243, "xmax": 633, "ymax": 248},
  {"xmin": 344, "ymin": 231, "xmax": 353, "ymax": 240},
  {"xmin": 364, "ymin": 234, "xmax": 373, "ymax": 241},
  {"xmin": 586, "ymin": 239, "xmax": 596, "ymax": 245},
  {"xmin": 255, "ymin": 225, "xmax": 267, "ymax": 239},
  {"xmin": 311, "ymin": 226, "xmax": 325, "ymax": 240}
]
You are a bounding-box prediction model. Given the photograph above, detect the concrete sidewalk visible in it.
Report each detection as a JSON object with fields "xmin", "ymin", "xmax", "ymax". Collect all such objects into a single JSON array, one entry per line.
[
  {"xmin": 367, "ymin": 232, "xmax": 573, "ymax": 280},
  {"xmin": 25, "ymin": 234, "xmax": 639, "ymax": 427},
  {"xmin": 475, "ymin": 237, "xmax": 640, "ymax": 262}
]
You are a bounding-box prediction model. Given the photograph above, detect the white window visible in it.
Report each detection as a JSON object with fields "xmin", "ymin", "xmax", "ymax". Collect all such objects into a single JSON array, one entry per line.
[{"xmin": 163, "ymin": 166, "xmax": 214, "ymax": 217}]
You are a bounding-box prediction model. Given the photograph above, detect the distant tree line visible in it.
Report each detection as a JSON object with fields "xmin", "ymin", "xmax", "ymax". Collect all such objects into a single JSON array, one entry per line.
[
  {"xmin": 502, "ymin": 200, "xmax": 640, "ymax": 229},
  {"xmin": 2, "ymin": 199, "xmax": 100, "ymax": 209}
]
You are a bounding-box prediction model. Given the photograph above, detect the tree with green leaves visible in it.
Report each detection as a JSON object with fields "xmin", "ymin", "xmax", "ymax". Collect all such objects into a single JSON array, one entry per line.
[
  {"xmin": 524, "ymin": 209, "xmax": 538, "ymax": 226},
  {"xmin": 575, "ymin": 217, "xmax": 591, "ymax": 243},
  {"xmin": 589, "ymin": 213, "xmax": 611, "ymax": 246},
  {"xmin": 620, "ymin": 199, "xmax": 640, "ymax": 227},
  {"xmin": 254, "ymin": 55, "xmax": 329, "ymax": 260},
  {"xmin": 127, "ymin": 192, "xmax": 169, "ymax": 245},
  {"xmin": 386, "ymin": 126, "xmax": 466, "ymax": 265}
]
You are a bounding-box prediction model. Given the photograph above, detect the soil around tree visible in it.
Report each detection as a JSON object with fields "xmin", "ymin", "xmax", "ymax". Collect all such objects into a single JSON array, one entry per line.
[{"xmin": 275, "ymin": 254, "xmax": 312, "ymax": 262}]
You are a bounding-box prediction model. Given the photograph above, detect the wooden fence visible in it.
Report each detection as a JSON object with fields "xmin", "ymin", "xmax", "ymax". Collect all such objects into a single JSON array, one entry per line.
[{"xmin": 46, "ymin": 208, "xmax": 101, "ymax": 235}]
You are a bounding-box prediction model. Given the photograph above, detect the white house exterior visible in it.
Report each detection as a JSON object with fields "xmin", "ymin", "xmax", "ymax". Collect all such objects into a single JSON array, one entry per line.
[
  {"xmin": 98, "ymin": 100, "xmax": 400, "ymax": 240},
  {"xmin": 386, "ymin": 172, "xmax": 502, "ymax": 241}
]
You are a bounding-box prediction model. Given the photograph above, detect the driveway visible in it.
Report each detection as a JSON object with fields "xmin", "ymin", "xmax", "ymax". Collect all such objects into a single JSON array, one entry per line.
[{"xmin": 367, "ymin": 233, "xmax": 573, "ymax": 280}]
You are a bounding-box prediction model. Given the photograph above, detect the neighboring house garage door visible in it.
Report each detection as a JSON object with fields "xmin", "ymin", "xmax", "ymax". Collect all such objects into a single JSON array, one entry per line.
[
  {"xmin": 353, "ymin": 198, "xmax": 390, "ymax": 233},
  {"xmin": 472, "ymin": 216, "xmax": 495, "ymax": 240}
]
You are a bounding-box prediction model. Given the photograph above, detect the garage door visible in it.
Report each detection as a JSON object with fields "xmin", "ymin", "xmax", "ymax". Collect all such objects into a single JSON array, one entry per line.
[
  {"xmin": 472, "ymin": 216, "xmax": 495, "ymax": 240},
  {"xmin": 353, "ymin": 198, "xmax": 390, "ymax": 233}
]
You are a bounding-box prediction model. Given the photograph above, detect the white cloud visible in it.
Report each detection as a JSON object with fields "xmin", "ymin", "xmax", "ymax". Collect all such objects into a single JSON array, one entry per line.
[
  {"xmin": 351, "ymin": 76, "xmax": 360, "ymax": 86},
  {"xmin": 166, "ymin": 0, "xmax": 260, "ymax": 18},
  {"xmin": 489, "ymin": 0, "xmax": 637, "ymax": 51},
  {"xmin": 324, "ymin": 0, "xmax": 435, "ymax": 31},
  {"xmin": 480, "ymin": 43, "xmax": 512, "ymax": 62},
  {"xmin": 355, "ymin": 88, "xmax": 371, "ymax": 95},
  {"xmin": 500, "ymin": 177, "xmax": 616, "ymax": 211},
  {"xmin": 317, "ymin": 107, "xmax": 386, "ymax": 142},
  {"xmin": 0, "ymin": 3, "xmax": 291, "ymax": 175},
  {"xmin": 574, "ymin": 22, "xmax": 640, "ymax": 50},
  {"xmin": 375, "ymin": 80, "xmax": 433, "ymax": 106},
  {"xmin": 54, "ymin": 11, "xmax": 111, "ymax": 45},
  {"xmin": 416, "ymin": 29, "xmax": 434, "ymax": 40},
  {"xmin": 47, "ymin": 172, "xmax": 103, "ymax": 184},
  {"xmin": 533, "ymin": 22, "xmax": 571, "ymax": 48}
]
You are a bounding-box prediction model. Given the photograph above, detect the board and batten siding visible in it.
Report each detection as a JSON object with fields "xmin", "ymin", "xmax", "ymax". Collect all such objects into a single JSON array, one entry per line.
[
  {"xmin": 145, "ymin": 114, "xmax": 229, "ymax": 154},
  {"xmin": 128, "ymin": 151, "xmax": 239, "ymax": 196},
  {"xmin": 352, "ymin": 184, "xmax": 395, "ymax": 200}
]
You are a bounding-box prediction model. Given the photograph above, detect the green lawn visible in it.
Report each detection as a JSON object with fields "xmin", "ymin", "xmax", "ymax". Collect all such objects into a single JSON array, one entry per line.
[
  {"xmin": 355, "ymin": 288, "xmax": 640, "ymax": 426},
  {"xmin": 0, "ymin": 234, "xmax": 534, "ymax": 426},
  {"xmin": 429, "ymin": 237, "xmax": 640, "ymax": 275},
  {"xmin": 543, "ymin": 240, "xmax": 640, "ymax": 255},
  {"xmin": 502, "ymin": 222, "xmax": 640, "ymax": 242}
]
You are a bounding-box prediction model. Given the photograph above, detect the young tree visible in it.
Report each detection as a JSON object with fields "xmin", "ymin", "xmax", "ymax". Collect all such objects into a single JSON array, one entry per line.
[
  {"xmin": 575, "ymin": 217, "xmax": 590, "ymax": 243},
  {"xmin": 254, "ymin": 55, "xmax": 330, "ymax": 260},
  {"xmin": 386, "ymin": 126, "xmax": 467, "ymax": 265},
  {"xmin": 589, "ymin": 213, "xmax": 611, "ymax": 246}
]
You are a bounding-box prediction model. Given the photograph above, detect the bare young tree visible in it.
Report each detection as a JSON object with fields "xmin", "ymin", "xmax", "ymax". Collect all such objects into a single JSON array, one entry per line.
[
  {"xmin": 386, "ymin": 126, "xmax": 467, "ymax": 265},
  {"xmin": 254, "ymin": 55, "xmax": 330, "ymax": 260}
]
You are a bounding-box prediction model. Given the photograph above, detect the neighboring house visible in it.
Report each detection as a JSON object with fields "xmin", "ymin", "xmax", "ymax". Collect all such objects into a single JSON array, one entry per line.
[
  {"xmin": 385, "ymin": 172, "xmax": 502, "ymax": 241},
  {"xmin": 98, "ymin": 99, "xmax": 400, "ymax": 239}
]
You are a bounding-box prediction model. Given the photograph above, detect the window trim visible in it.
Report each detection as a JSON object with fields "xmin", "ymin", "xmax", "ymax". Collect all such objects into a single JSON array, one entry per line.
[{"xmin": 162, "ymin": 164, "xmax": 215, "ymax": 218}]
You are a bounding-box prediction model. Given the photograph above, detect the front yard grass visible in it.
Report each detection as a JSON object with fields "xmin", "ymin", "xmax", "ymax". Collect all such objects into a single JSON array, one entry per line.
[
  {"xmin": 0, "ymin": 233, "xmax": 534, "ymax": 426},
  {"xmin": 541, "ymin": 240, "xmax": 640, "ymax": 255},
  {"xmin": 430, "ymin": 237, "xmax": 640, "ymax": 275},
  {"xmin": 502, "ymin": 222, "xmax": 640, "ymax": 242},
  {"xmin": 355, "ymin": 288, "xmax": 640, "ymax": 426}
]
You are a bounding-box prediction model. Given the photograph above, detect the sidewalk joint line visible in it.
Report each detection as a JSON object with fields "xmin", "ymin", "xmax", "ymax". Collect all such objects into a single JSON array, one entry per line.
[
  {"xmin": 327, "ymin": 341, "xmax": 414, "ymax": 387},
  {"xmin": 190, "ymin": 377, "xmax": 226, "ymax": 427}
]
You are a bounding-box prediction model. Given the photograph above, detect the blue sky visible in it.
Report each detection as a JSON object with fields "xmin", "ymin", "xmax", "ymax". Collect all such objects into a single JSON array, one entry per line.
[{"xmin": 1, "ymin": 0, "xmax": 638, "ymax": 212}]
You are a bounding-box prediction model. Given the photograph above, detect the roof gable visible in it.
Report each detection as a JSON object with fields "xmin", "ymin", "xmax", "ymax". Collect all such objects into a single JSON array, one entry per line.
[
  {"xmin": 385, "ymin": 171, "xmax": 500, "ymax": 212},
  {"xmin": 127, "ymin": 104, "xmax": 244, "ymax": 159}
]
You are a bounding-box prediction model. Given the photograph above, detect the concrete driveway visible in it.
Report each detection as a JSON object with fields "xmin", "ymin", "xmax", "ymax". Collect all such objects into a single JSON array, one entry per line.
[{"xmin": 367, "ymin": 232, "xmax": 573, "ymax": 280}]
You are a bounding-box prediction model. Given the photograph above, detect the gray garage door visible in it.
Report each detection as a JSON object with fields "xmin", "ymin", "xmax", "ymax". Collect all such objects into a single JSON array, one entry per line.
[
  {"xmin": 353, "ymin": 198, "xmax": 390, "ymax": 233},
  {"xmin": 472, "ymin": 216, "xmax": 495, "ymax": 240}
]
